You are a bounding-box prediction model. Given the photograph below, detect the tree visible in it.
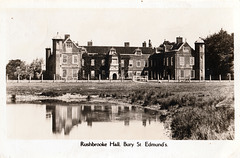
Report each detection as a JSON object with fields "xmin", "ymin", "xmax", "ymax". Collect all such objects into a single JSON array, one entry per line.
[
  {"xmin": 204, "ymin": 29, "xmax": 234, "ymax": 80},
  {"xmin": 6, "ymin": 58, "xmax": 44, "ymax": 80},
  {"xmin": 6, "ymin": 59, "xmax": 28, "ymax": 80},
  {"xmin": 28, "ymin": 58, "xmax": 44, "ymax": 79}
]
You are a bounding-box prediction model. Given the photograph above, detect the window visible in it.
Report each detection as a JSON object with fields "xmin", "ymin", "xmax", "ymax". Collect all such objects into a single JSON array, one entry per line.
[
  {"xmin": 179, "ymin": 57, "xmax": 184, "ymax": 65},
  {"xmin": 183, "ymin": 46, "xmax": 189, "ymax": 52},
  {"xmin": 56, "ymin": 41, "xmax": 60, "ymax": 49},
  {"xmin": 91, "ymin": 59, "xmax": 95, "ymax": 66},
  {"xmin": 73, "ymin": 69, "xmax": 78, "ymax": 77},
  {"xmin": 136, "ymin": 71, "xmax": 141, "ymax": 76},
  {"xmin": 128, "ymin": 71, "xmax": 133, "ymax": 77},
  {"xmin": 135, "ymin": 50, "xmax": 142, "ymax": 56},
  {"xmin": 66, "ymin": 42, "xmax": 72, "ymax": 48},
  {"xmin": 110, "ymin": 48, "xmax": 116, "ymax": 55},
  {"xmin": 63, "ymin": 55, "xmax": 68, "ymax": 64},
  {"xmin": 102, "ymin": 70, "xmax": 105, "ymax": 75},
  {"xmin": 81, "ymin": 47, "xmax": 87, "ymax": 53},
  {"xmin": 200, "ymin": 45, "xmax": 205, "ymax": 52},
  {"xmin": 62, "ymin": 69, "xmax": 67, "ymax": 77},
  {"xmin": 137, "ymin": 60, "xmax": 141, "ymax": 67},
  {"xmin": 101, "ymin": 59, "xmax": 105, "ymax": 66},
  {"xmin": 66, "ymin": 43, "xmax": 72, "ymax": 52},
  {"xmin": 166, "ymin": 57, "xmax": 169, "ymax": 66},
  {"xmin": 82, "ymin": 59, "xmax": 84, "ymax": 66},
  {"xmin": 112, "ymin": 58, "xmax": 118, "ymax": 64},
  {"xmin": 129, "ymin": 60, "xmax": 133, "ymax": 67},
  {"xmin": 171, "ymin": 57, "xmax": 173, "ymax": 66},
  {"xmin": 91, "ymin": 70, "xmax": 95, "ymax": 77},
  {"xmin": 121, "ymin": 60, "xmax": 124, "ymax": 67},
  {"xmin": 181, "ymin": 70, "xmax": 184, "ymax": 77},
  {"xmin": 144, "ymin": 71, "xmax": 148, "ymax": 76},
  {"xmin": 82, "ymin": 70, "xmax": 85, "ymax": 77},
  {"xmin": 72, "ymin": 55, "xmax": 78, "ymax": 64},
  {"xmin": 191, "ymin": 70, "xmax": 195, "ymax": 78},
  {"xmin": 190, "ymin": 57, "xmax": 194, "ymax": 65}
]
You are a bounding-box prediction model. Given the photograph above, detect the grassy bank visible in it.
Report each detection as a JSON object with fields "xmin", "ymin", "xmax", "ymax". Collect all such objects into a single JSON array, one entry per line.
[{"xmin": 7, "ymin": 81, "xmax": 234, "ymax": 140}]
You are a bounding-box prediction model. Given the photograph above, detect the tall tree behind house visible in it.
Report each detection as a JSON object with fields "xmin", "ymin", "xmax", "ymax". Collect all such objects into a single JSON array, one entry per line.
[{"xmin": 204, "ymin": 29, "xmax": 234, "ymax": 80}]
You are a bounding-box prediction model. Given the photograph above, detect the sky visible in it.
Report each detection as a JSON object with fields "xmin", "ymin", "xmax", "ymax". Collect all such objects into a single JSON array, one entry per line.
[{"xmin": 2, "ymin": 8, "xmax": 234, "ymax": 64}]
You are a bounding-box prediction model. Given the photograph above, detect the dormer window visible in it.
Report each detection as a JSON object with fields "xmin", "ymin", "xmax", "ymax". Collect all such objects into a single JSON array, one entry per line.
[
  {"xmin": 66, "ymin": 42, "xmax": 72, "ymax": 48},
  {"xmin": 109, "ymin": 48, "xmax": 117, "ymax": 55},
  {"xmin": 81, "ymin": 47, "xmax": 87, "ymax": 53},
  {"xmin": 135, "ymin": 48, "xmax": 142, "ymax": 56}
]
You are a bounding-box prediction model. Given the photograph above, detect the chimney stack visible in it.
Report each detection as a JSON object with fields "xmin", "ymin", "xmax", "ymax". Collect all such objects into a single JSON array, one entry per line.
[
  {"xmin": 124, "ymin": 42, "xmax": 130, "ymax": 47},
  {"xmin": 46, "ymin": 48, "xmax": 51, "ymax": 58},
  {"xmin": 176, "ymin": 37, "xmax": 183, "ymax": 44},
  {"xmin": 142, "ymin": 41, "xmax": 146, "ymax": 47},
  {"xmin": 88, "ymin": 40, "xmax": 93, "ymax": 46},
  {"xmin": 64, "ymin": 34, "xmax": 70, "ymax": 40},
  {"xmin": 148, "ymin": 39, "xmax": 152, "ymax": 48}
]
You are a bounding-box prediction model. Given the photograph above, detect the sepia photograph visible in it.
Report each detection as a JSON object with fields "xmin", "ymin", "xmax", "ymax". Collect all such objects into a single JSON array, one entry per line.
[{"xmin": 0, "ymin": 1, "xmax": 239, "ymax": 157}]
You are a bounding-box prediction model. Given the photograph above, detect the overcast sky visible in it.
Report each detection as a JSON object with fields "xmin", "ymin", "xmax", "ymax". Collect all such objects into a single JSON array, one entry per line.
[{"xmin": 2, "ymin": 8, "xmax": 234, "ymax": 64}]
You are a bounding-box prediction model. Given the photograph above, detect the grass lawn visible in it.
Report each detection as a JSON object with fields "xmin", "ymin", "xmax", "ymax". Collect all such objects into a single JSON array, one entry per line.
[
  {"xmin": 6, "ymin": 81, "xmax": 234, "ymax": 140},
  {"xmin": 6, "ymin": 81, "xmax": 234, "ymax": 96}
]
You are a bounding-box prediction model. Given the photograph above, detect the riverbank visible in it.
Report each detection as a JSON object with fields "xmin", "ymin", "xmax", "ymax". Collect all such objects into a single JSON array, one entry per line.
[{"xmin": 6, "ymin": 82, "xmax": 234, "ymax": 140}]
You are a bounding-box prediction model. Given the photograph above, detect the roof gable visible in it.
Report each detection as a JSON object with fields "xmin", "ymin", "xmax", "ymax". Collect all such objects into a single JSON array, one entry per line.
[
  {"xmin": 63, "ymin": 37, "xmax": 81, "ymax": 49},
  {"xmin": 81, "ymin": 46, "xmax": 154, "ymax": 55}
]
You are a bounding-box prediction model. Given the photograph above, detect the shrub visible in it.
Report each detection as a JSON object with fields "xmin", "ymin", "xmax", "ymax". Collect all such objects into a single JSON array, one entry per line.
[
  {"xmin": 170, "ymin": 105, "xmax": 234, "ymax": 140},
  {"xmin": 41, "ymin": 91, "xmax": 62, "ymax": 97}
]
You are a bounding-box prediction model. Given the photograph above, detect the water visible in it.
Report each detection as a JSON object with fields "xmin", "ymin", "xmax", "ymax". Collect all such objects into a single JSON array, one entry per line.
[{"xmin": 7, "ymin": 102, "xmax": 169, "ymax": 139}]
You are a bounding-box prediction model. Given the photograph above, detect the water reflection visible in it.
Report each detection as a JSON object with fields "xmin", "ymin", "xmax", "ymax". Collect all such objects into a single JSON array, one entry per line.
[
  {"xmin": 46, "ymin": 104, "xmax": 158, "ymax": 135},
  {"xmin": 7, "ymin": 103, "xmax": 169, "ymax": 139}
]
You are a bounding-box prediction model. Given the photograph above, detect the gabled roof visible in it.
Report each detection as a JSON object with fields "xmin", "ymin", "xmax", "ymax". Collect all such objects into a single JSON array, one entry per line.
[
  {"xmin": 195, "ymin": 38, "xmax": 204, "ymax": 43},
  {"xmin": 172, "ymin": 42, "xmax": 184, "ymax": 50},
  {"xmin": 81, "ymin": 45, "xmax": 154, "ymax": 55},
  {"xmin": 63, "ymin": 37, "xmax": 81, "ymax": 49},
  {"xmin": 157, "ymin": 40, "xmax": 188, "ymax": 53},
  {"xmin": 52, "ymin": 33, "xmax": 62, "ymax": 40}
]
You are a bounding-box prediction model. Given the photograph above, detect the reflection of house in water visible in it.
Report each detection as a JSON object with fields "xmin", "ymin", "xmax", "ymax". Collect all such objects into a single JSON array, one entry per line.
[
  {"xmin": 46, "ymin": 104, "xmax": 159, "ymax": 135},
  {"xmin": 46, "ymin": 105, "xmax": 82, "ymax": 135}
]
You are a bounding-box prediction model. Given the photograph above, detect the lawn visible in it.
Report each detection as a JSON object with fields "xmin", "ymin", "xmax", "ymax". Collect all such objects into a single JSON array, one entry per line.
[{"xmin": 6, "ymin": 81, "xmax": 234, "ymax": 140}]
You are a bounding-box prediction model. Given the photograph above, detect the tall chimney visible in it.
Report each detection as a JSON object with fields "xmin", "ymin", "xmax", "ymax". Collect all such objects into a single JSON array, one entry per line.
[
  {"xmin": 148, "ymin": 39, "xmax": 152, "ymax": 48},
  {"xmin": 124, "ymin": 42, "xmax": 130, "ymax": 47},
  {"xmin": 88, "ymin": 40, "xmax": 93, "ymax": 46},
  {"xmin": 46, "ymin": 48, "xmax": 51, "ymax": 58},
  {"xmin": 142, "ymin": 41, "xmax": 146, "ymax": 47},
  {"xmin": 65, "ymin": 34, "xmax": 70, "ymax": 40},
  {"xmin": 45, "ymin": 48, "xmax": 51, "ymax": 74},
  {"xmin": 176, "ymin": 37, "xmax": 183, "ymax": 44}
]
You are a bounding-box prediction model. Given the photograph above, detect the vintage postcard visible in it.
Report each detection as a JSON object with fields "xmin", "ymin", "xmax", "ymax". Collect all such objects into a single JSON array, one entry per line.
[{"xmin": 0, "ymin": 0, "xmax": 239, "ymax": 157}]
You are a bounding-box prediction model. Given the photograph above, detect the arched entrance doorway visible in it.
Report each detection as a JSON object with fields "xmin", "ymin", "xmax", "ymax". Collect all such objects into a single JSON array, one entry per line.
[{"xmin": 113, "ymin": 73, "xmax": 117, "ymax": 80}]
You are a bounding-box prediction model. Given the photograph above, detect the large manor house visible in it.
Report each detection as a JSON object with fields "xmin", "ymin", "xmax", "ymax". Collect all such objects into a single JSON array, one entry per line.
[{"xmin": 45, "ymin": 33, "xmax": 205, "ymax": 81}]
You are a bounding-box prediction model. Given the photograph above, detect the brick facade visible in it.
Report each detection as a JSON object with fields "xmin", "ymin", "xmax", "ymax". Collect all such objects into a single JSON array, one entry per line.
[
  {"xmin": 149, "ymin": 37, "xmax": 205, "ymax": 80},
  {"xmin": 46, "ymin": 34, "xmax": 205, "ymax": 81}
]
